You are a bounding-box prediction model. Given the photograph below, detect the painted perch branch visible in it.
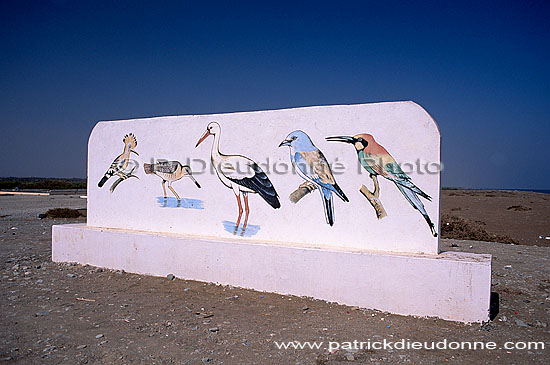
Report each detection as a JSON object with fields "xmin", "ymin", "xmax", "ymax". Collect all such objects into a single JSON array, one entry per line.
[
  {"xmin": 359, "ymin": 175, "xmax": 387, "ymax": 219},
  {"xmin": 290, "ymin": 181, "xmax": 317, "ymax": 203}
]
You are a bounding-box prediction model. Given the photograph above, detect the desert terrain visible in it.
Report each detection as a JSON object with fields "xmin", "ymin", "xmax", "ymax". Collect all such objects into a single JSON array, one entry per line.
[{"xmin": 0, "ymin": 190, "xmax": 548, "ymax": 364}]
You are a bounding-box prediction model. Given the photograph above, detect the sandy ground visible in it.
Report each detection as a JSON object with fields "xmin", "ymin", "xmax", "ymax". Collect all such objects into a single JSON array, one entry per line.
[
  {"xmin": 441, "ymin": 189, "xmax": 550, "ymax": 247},
  {"xmin": 0, "ymin": 193, "xmax": 549, "ymax": 364}
]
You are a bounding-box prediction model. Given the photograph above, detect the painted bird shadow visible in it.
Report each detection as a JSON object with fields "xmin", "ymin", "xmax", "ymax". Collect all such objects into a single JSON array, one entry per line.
[
  {"xmin": 222, "ymin": 221, "xmax": 261, "ymax": 237},
  {"xmin": 156, "ymin": 197, "xmax": 204, "ymax": 209}
]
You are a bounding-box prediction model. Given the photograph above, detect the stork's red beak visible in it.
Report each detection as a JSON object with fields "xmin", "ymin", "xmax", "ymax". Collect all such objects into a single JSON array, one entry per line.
[{"xmin": 195, "ymin": 130, "xmax": 211, "ymax": 147}]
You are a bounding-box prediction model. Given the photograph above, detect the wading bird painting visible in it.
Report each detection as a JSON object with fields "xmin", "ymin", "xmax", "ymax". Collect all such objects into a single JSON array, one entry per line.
[
  {"xmin": 98, "ymin": 133, "xmax": 139, "ymax": 193},
  {"xmin": 195, "ymin": 122, "xmax": 280, "ymax": 235},
  {"xmin": 143, "ymin": 160, "xmax": 201, "ymax": 207},
  {"xmin": 279, "ymin": 130, "xmax": 348, "ymax": 226},
  {"xmin": 326, "ymin": 134, "xmax": 438, "ymax": 237}
]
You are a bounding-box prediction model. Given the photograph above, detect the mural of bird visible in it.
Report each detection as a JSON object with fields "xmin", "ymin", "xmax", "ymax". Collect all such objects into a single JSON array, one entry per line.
[
  {"xmin": 279, "ymin": 130, "xmax": 348, "ymax": 226},
  {"xmin": 195, "ymin": 122, "xmax": 280, "ymax": 234},
  {"xmin": 98, "ymin": 133, "xmax": 139, "ymax": 192},
  {"xmin": 144, "ymin": 160, "xmax": 201, "ymax": 203},
  {"xmin": 326, "ymin": 134, "xmax": 438, "ymax": 237}
]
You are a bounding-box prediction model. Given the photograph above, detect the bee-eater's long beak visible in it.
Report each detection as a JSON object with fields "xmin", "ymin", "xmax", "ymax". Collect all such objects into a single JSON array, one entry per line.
[
  {"xmin": 325, "ymin": 136, "xmax": 356, "ymax": 144},
  {"xmin": 195, "ymin": 130, "xmax": 211, "ymax": 148},
  {"xmin": 278, "ymin": 139, "xmax": 291, "ymax": 147},
  {"xmin": 131, "ymin": 150, "xmax": 140, "ymax": 156}
]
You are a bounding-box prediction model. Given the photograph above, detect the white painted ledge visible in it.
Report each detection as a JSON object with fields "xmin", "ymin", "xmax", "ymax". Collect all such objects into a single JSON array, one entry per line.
[{"xmin": 52, "ymin": 224, "xmax": 491, "ymax": 323}]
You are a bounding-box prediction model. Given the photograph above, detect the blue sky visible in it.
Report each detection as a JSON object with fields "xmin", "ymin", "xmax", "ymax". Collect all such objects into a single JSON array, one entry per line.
[{"xmin": 1, "ymin": 1, "xmax": 548, "ymax": 189}]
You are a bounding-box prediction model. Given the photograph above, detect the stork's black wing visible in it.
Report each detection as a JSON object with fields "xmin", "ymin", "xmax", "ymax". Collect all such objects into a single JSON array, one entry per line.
[{"xmin": 227, "ymin": 162, "xmax": 281, "ymax": 209}]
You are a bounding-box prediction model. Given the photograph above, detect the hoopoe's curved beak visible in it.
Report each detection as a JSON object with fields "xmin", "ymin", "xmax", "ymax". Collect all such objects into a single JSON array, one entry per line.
[
  {"xmin": 325, "ymin": 136, "xmax": 356, "ymax": 144},
  {"xmin": 195, "ymin": 130, "xmax": 211, "ymax": 148},
  {"xmin": 131, "ymin": 150, "xmax": 140, "ymax": 156}
]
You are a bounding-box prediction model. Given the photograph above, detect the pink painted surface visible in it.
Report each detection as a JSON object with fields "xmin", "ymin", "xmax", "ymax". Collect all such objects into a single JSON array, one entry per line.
[
  {"xmin": 87, "ymin": 102, "xmax": 441, "ymax": 254},
  {"xmin": 53, "ymin": 224, "xmax": 491, "ymax": 323}
]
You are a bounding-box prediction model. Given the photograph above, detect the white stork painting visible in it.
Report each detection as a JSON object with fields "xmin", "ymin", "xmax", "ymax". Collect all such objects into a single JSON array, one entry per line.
[{"xmin": 195, "ymin": 121, "xmax": 281, "ymax": 235}]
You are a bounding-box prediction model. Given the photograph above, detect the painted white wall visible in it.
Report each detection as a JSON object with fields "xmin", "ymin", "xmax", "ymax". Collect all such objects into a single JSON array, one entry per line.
[
  {"xmin": 53, "ymin": 224, "xmax": 490, "ymax": 323},
  {"xmin": 87, "ymin": 101, "xmax": 440, "ymax": 254}
]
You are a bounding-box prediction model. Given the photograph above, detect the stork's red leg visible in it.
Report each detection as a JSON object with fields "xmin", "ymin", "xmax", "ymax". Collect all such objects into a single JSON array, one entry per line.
[
  {"xmin": 234, "ymin": 192, "xmax": 243, "ymax": 233},
  {"xmin": 242, "ymin": 192, "xmax": 250, "ymax": 229}
]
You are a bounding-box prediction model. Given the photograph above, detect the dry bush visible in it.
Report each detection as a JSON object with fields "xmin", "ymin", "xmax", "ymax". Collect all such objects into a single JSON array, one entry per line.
[
  {"xmin": 44, "ymin": 208, "xmax": 82, "ymax": 219},
  {"xmin": 507, "ymin": 205, "xmax": 531, "ymax": 211},
  {"xmin": 441, "ymin": 214, "xmax": 518, "ymax": 244}
]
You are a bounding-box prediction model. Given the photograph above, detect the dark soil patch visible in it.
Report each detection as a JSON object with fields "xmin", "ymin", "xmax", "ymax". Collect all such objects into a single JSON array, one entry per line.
[
  {"xmin": 44, "ymin": 208, "xmax": 82, "ymax": 219},
  {"xmin": 441, "ymin": 214, "xmax": 518, "ymax": 244},
  {"xmin": 507, "ymin": 205, "xmax": 532, "ymax": 211}
]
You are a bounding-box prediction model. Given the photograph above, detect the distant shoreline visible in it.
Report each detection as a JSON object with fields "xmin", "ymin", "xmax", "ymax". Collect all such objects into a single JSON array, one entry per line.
[
  {"xmin": 1, "ymin": 177, "xmax": 548, "ymax": 195},
  {"xmin": 443, "ymin": 187, "xmax": 550, "ymax": 194}
]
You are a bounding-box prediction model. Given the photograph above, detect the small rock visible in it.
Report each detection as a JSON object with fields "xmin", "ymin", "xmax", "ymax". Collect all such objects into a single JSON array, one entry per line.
[
  {"xmin": 35, "ymin": 311, "xmax": 49, "ymax": 316},
  {"xmin": 450, "ymin": 243, "xmax": 459, "ymax": 247},
  {"xmin": 346, "ymin": 354, "xmax": 355, "ymax": 361},
  {"xmin": 166, "ymin": 274, "xmax": 175, "ymax": 281},
  {"xmin": 202, "ymin": 357, "xmax": 212, "ymax": 363},
  {"xmin": 99, "ymin": 340, "xmax": 108, "ymax": 345},
  {"xmin": 67, "ymin": 273, "xmax": 76, "ymax": 278},
  {"xmin": 94, "ymin": 268, "xmax": 104, "ymax": 273},
  {"xmin": 95, "ymin": 334, "xmax": 104, "ymax": 339},
  {"xmin": 302, "ymin": 306, "xmax": 309, "ymax": 311},
  {"xmin": 209, "ymin": 327, "xmax": 219, "ymax": 332},
  {"xmin": 504, "ymin": 265, "xmax": 512, "ymax": 269},
  {"xmin": 514, "ymin": 319, "xmax": 528, "ymax": 327},
  {"xmin": 76, "ymin": 345, "xmax": 87, "ymax": 350},
  {"xmin": 184, "ymin": 288, "xmax": 190, "ymax": 292}
]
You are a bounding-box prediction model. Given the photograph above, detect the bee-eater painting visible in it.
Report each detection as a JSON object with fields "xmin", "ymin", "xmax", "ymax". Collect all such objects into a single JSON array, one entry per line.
[
  {"xmin": 326, "ymin": 134, "xmax": 438, "ymax": 237},
  {"xmin": 279, "ymin": 130, "xmax": 349, "ymax": 226},
  {"xmin": 98, "ymin": 133, "xmax": 139, "ymax": 193}
]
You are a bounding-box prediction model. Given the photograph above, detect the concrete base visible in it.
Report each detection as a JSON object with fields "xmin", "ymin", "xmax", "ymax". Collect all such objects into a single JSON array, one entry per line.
[{"xmin": 52, "ymin": 224, "xmax": 492, "ymax": 323}]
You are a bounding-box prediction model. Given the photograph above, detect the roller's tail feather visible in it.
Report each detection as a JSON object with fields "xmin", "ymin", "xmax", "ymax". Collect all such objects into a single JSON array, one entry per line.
[{"xmin": 320, "ymin": 188, "xmax": 335, "ymax": 226}]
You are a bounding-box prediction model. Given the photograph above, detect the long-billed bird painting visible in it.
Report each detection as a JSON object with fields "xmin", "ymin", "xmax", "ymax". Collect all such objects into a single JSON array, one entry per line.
[
  {"xmin": 195, "ymin": 122, "xmax": 280, "ymax": 235},
  {"xmin": 144, "ymin": 160, "xmax": 201, "ymax": 206},
  {"xmin": 326, "ymin": 134, "xmax": 438, "ymax": 237},
  {"xmin": 98, "ymin": 133, "xmax": 139, "ymax": 193},
  {"xmin": 279, "ymin": 130, "xmax": 348, "ymax": 226}
]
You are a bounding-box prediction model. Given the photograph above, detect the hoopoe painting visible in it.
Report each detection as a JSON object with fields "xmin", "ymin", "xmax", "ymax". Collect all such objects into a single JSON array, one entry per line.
[
  {"xmin": 98, "ymin": 133, "xmax": 139, "ymax": 192},
  {"xmin": 143, "ymin": 160, "xmax": 201, "ymax": 207}
]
